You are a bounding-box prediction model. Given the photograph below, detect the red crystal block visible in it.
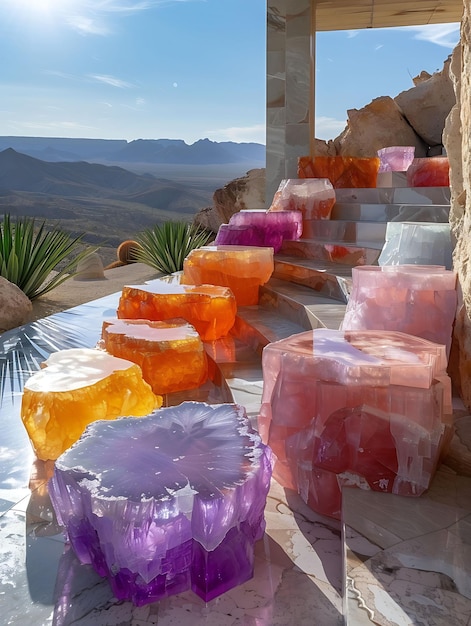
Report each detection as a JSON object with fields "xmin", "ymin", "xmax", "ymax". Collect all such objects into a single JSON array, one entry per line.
[
  {"xmin": 259, "ymin": 328, "xmax": 452, "ymax": 519},
  {"xmin": 298, "ymin": 155, "xmax": 380, "ymax": 188},
  {"xmin": 406, "ymin": 156, "xmax": 450, "ymax": 187},
  {"xmin": 99, "ymin": 318, "xmax": 208, "ymax": 395},
  {"xmin": 117, "ymin": 281, "xmax": 236, "ymax": 341}
]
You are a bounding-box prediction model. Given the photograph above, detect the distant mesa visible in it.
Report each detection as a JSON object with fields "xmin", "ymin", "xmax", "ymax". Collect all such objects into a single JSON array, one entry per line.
[{"xmin": 0, "ymin": 137, "xmax": 266, "ymax": 166}]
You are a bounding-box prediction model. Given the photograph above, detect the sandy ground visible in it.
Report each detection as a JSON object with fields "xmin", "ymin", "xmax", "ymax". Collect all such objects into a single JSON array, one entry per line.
[{"xmin": 30, "ymin": 263, "xmax": 162, "ymax": 322}]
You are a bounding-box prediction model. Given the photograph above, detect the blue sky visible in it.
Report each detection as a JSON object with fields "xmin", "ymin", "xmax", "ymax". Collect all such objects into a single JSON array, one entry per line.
[{"xmin": 0, "ymin": 0, "xmax": 460, "ymax": 145}]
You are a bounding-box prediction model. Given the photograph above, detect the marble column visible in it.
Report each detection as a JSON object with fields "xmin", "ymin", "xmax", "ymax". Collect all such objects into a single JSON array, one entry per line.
[{"xmin": 266, "ymin": 0, "xmax": 313, "ymax": 206}]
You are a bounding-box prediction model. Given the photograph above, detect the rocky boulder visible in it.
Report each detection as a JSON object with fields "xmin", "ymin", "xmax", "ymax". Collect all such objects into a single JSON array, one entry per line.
[
  {"xmin": 0, "ymin": 277, "xmax": 33, "ymax": 332},
  {"xmin": 333, "ymin": 96, "xmax": 428, "ymax": 158},
  {"xmin": 395, "ymin": 55, "xmax": 456, "ymax": 148},
  {"xmin": 193, "ymin": 168, "xmax": 266, "ymax": 234}
]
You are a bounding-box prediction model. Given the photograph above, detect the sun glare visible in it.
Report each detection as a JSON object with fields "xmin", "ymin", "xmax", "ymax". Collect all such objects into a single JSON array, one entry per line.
[{"xmin": 8, "ymin": 0, "xmax": 72, "ymax": 15}]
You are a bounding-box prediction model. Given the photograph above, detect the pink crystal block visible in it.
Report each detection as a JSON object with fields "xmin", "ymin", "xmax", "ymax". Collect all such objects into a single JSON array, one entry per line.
[
  {"xmin": 377, "ymin": 146, "xmax": 415, "ymax": 172},
  {"xmin": 406, "ymin": 156, "xmax": 450, "ymax": 187},
  {"xmin": 258, "ymin": 328, "xmax": 452, "ymax": 519},
  {"xmin": 341, "ymin": 265, "xmax": 457, "ymax": 357},
  {"xmin": 214, "ymin": 210, "xmax": 302, "ymax": 253},
  {"xmin": 182, "ymin": 245, "xmax": 274, "ymax": 306},
  {"xmin": 269, "ymin": 178, "xmax": 335, "ymax": 220},
  {"xmin": 49, "ymin": 402, "xmax": 272, "ymax": 605}
]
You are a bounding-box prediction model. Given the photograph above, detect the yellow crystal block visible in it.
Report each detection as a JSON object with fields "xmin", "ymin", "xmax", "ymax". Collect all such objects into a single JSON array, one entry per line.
[
  {"xmin": 182, "ymin": 246, "xmax": 274, "ymax": 306},
  {"xmin": 100, "ymin": 318, "xmax": 208, "ymax": 395},
  {"xmin": 118, "ymin": 281, "xmax": 236, "ymax": 341},
  {"xmin": 21, "ymin": 348, "xmax": 161, "ymax": 461}
]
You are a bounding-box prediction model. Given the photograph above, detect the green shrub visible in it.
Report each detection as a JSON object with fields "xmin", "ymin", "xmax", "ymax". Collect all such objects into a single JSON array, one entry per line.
[
  {"xmin": 135, "ymin": 221, "xmax": 213, "ymax": 274},
  {"xmin": 0, "ymin": 213, "xmax": 95, "ymax": 300}
]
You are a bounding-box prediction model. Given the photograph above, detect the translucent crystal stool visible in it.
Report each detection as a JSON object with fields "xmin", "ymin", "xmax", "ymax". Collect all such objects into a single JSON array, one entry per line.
[
  {"xmin": 118, "ymin": 280, "xmax": 237, "ymax": 341},
  {"xmin": 21, "ymin": 348, "xmax": 160, "ymax": 461},
  {"xmin": 297, "ymin": 155, "xmax": 380, "ymax": 188},
  {"xmin": 377, "ymin": 146, "xmax": 415, "ymax": 172},
  {"xmin": 406, "ymin": 156, "xmax": 450, "ymax": 187},
  {"xmin": 214, "ymin": 209, "xmax": 302, "ymax": 253},
  {"xmin": 182, "ymin": 245, "xmax": 274, "ymax": 306},
  {"xmin": 259, "ymin": 328, "xmax": 452, "ymax": 520},
  {"xmin": 99, "ymin": 318, "xmax": 208, "ymax": 395},
  {"xmin": 341, "ymin": 265, "xmax": 457, "ymax": 356},
  {"xmin": 49, "ymin": 401, "xmax": 272, "ymax": 605},
  {"xmin": 378, "ymin": 222, "xmax": 453, "ymax": 270},
  {"xmin": 268, "ymin": 178, "xmax": 335, "ymax": 220}
]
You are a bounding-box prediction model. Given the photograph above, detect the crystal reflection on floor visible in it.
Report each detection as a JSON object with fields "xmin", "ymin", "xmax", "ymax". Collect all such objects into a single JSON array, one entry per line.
[{"xmin": 0, "ymin": 292, "xmax": 344, "ymax": 626}]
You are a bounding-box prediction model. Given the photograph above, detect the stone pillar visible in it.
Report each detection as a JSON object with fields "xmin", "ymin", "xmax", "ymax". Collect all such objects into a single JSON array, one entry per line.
[{"xmin": 266, "ymin": 0, "xmax": 312, "ymax": 206}]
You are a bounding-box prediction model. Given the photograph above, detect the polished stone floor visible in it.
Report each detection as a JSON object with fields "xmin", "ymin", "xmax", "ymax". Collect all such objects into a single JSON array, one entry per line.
[
  {"xmin": 2, "ymin": 285, "xmax": 471, "ymax": 625},
  {"xmin": 0, "ymin": 291, "xmax": 344, "ymax": 626}
]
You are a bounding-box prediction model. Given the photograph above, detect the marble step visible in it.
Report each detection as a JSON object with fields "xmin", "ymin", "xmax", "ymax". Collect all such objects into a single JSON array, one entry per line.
[
  {"xmin": 279, "ymin": 238, "xmax": 382, "ymax": 266},
  {"xmin": 259, "ymin": 277, "xmax": 347, "ymax": 330},
  {"xmin": 331, "ymin": 202, "xmax": 450, "ymax": 223},
  {"xmin": 302, "ymin": 219, "xmax": 386, "ymax": 244},
  {"xmin": 231, "ymin": 305, "xmax": 306, "ymax": 354},
  {"xmin": 334, "ymin": 185, "xmax": 451, "ymax": 205},
  {"xmin": 273, "ymin": 255, "xmax": 352, "ymax": 303}
]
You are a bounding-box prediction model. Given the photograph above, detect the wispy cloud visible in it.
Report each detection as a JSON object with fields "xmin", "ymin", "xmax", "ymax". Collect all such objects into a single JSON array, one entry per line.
[
  {"xmin": 207, "ymin": 124, "xmax": 266, "ymax": 144},
  {"xmin": 402, "ymin": 23, "xmax": 460, "ymax": 49},
  {"xmin": 90, "ymin": 74, "xmax": 134, "ymax": 88},
  {"xmin": 66, "ymin": 15, "xmax": 111, "ymax": 36},
  {"xmin": 65, "ymin": 0, "xmax": 203, "ymax": 35},
  {"xmin": 315, "ymin": 116, "xmax": 346, "ymax": 140}
]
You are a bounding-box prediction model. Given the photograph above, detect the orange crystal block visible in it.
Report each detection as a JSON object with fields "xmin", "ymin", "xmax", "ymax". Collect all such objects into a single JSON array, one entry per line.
[
  {"xmin": 99, "ymin": 318, "xmax": 208, "ymax": 395},
  {"xmin": 298, "ymin": 155, "xmax": 380, "ymax": 188},
  {"xmin": 21, "ymin": 348, "xmax": 161, "ymax": 461},
  {"xmin": 182, "ymin": 245, "xmax": 274, "ymax": 306},
  {"xmin": 117, "ymin": 281, "xmax": 236, "ymax": 341}
]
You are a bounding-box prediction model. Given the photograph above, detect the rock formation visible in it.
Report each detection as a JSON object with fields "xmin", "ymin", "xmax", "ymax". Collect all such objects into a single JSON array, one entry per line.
[
  {"xmin": 198, "ymin": 56, "xmax": 456, "ymax": 235},
  {"xmin": 193, "ymin": 168, "xmax": 266, "ymax": 234},
  {"xmin": 0, "ymin": 277, "xmax": 33, "ymax": 332}
]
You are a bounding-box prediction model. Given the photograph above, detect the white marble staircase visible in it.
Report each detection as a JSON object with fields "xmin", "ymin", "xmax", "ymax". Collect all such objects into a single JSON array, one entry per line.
[{"xmin": 227, "ymin": 181, "xmax": 471, "ymax": 626}]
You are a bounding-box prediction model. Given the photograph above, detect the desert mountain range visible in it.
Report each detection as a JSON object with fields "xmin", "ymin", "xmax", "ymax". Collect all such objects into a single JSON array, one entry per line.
[{"xmin": 0, "ymin": 138, "xmax": 265, "ymax": 265}]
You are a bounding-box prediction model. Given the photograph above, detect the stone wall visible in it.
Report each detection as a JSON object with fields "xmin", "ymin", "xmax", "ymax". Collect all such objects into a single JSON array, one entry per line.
[{"xmin": 447, "ymin": 7, "xmax": 471, "ymax": 409}]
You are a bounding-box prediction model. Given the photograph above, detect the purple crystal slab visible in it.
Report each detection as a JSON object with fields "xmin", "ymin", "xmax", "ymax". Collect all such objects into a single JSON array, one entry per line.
[
  {"xmin": 49, "ymin": 401, "xmax": 272, "ymax": 605},
  {"xmin": 214, "ymin": 210, "xmax": 302, "ymax": 253}
]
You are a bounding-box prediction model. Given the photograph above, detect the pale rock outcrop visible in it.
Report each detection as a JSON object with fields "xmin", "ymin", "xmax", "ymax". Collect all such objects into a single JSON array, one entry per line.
[
  {"xmin": 73, "ymin": 252, "xmax": 105, "ymax": 280},
  {"xmin": 333, "ymin": 96, "xmax": 428, "ymax": 158},
  {"xmin": 448, "ymin": 5, "xmax": 471, "ymax": 410},
  {"xmin": 445, "ymin": 44, "xmax": 465, "ymax": 233},
  {"xmin": 0, "ymin": 277, "xmax": 33, "ymax": 332},
  {"xmin": 193, "ymin": 168, "xmax": 266, "ymax": 233},
  {"xmin": 395, "ymin": 56, "xmax": 456, "ymax": 148}
]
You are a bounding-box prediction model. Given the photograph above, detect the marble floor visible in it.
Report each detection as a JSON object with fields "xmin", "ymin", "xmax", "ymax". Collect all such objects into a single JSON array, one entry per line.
[
  {"xmin": 0, "ymin": 291, "xmax": 344, "ymax": 626},
  {"xmin": 2, "ymin": 287, "xmax": 471, "ymax": 625}
]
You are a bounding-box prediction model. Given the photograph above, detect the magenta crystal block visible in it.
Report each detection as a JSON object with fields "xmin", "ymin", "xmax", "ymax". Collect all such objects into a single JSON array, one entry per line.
[
  {"xmin": 214, "ymin": 210, "xmax": 302, "ymax": 253},
  {"xmin": 341, "ymin": 265, "xmax": 457, "ymax": 357},
  {"xmin": 49, "ymin": 402, "xmax": 272, "ymax": 605},
  {"xmin": 258, "ymin": 329, "xmax": 452, "ymax": 519}
]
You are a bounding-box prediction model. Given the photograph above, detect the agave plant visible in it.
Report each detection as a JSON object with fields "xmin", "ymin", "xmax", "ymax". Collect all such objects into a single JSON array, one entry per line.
[
  {"xmin": 135, "ymin": 221, "xmax": 213, "ymax": 274},
  {"xmin": 0, "ymin": 213, "xmax": 95, "ymax": 301}
]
